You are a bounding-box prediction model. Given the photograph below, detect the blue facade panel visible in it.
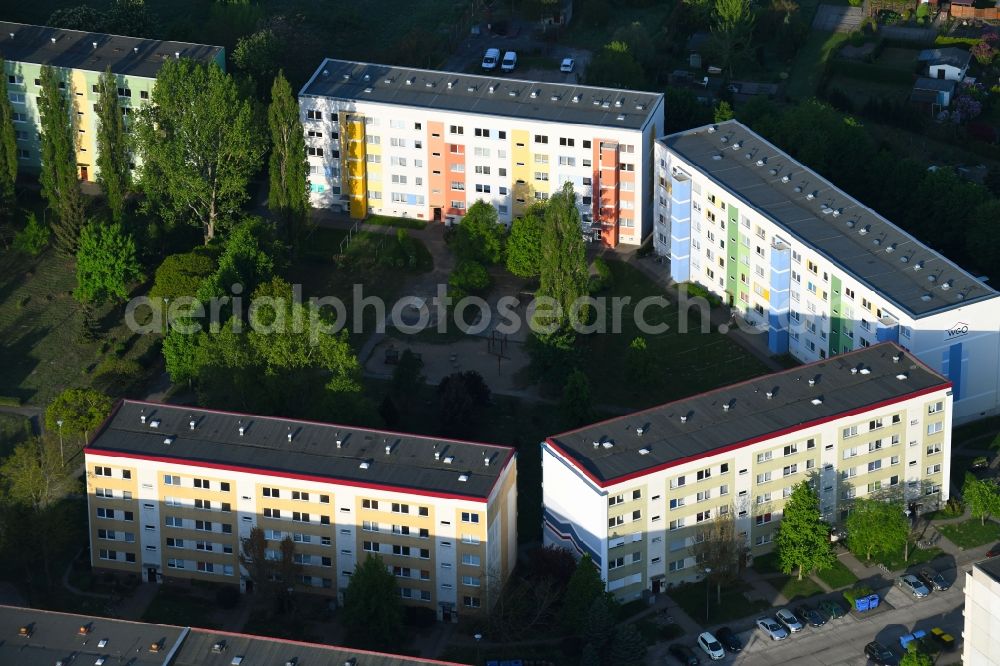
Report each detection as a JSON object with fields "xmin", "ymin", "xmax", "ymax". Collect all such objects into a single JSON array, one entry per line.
[
  {"xmin": 876, "ymin": 320, "xmax": 900, "ymax": 344},
  {"xmin": 947, "ymin": 342, "xmax": 964, "ymax": 401},
  {"xmin": 669, "ymin": 175, "xmax": 692, "ymax": 284},
  {"xmin": 768, "ymin": 241, "xmax": 791, "ymax": 354}
]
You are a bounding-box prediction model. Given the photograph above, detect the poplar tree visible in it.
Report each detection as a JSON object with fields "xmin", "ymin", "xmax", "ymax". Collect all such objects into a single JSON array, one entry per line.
[
  {"xmin": 267, "ymin": 71, "xmax": 309, "ymax": 252},
  {"xmin": 538, "ymin": 181, "xmax": 589, "ymax": 329},
  {"xmin": 95, "ymin": 67, "xmax": 130, "ymax": 222},
  {"xmin": 37, "ymin": 65, "xmax": 86, "ymax": 255},
  {"xmin": 0, "ymin": 57, "xmax": 18, "ymax": 220}
]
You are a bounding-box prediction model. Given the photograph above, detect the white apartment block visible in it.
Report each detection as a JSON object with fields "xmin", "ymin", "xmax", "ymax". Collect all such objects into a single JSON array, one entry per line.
[
  {"xmin": 543, "ymin": 343, "xmax": 952, "ymax": 601},
  {"xmin": 964, "ymin": 558, "xmax": 1000, "ymax": 665},
  {"xmin": 298, "ymin": 59, "xmax": 665, "ymax": 247},
  {"xmin": 84, "ymin": 401, "xmax": 517, "ymax": 622},
  {"xmin": 654, "ymin": 120, "xmax": 1000, "ymax": 424}
]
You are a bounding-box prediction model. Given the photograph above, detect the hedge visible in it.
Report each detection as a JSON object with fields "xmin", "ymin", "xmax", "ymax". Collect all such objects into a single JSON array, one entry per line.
[
  {"xmin": 934, "ymin": 36, "xmax": 982, "ymax": 47},
  {"xmin": 0, "ymin": 396, "xmax": 21, "ymax": 407},
  {"xmin": 843, "ymin": 584, "xmax": 874, "ymax": 605}
]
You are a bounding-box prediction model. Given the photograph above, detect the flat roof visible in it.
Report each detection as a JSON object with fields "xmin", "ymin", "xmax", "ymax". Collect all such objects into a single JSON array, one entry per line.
[
  {"xmin": 0, "ymin": 21, "xmax": 223, "ymax": 79},
  {"xmin": 86, "ymin": 400, "xmax": 514, "ymax": 501},
  {"xmin": 175, "ymin": 628, "xmax": 467, "ymax": 666},
  {"xmin": 547, "ymin": 343, "xmax": 950, "ymax": 486},
  {"xmin": 0, "ymin": 604, "xmax": 185, "ymax": 666},
  {"xmin": 974, "ymin": 557, "xmax": 1000, "ymax": 583},
  {"xmin": 300, "ymin": 58, "xmax": 663, "ymax": 131},
  {"xmin": 662, "ymin": 120, "xmax": 998, "ymax": 318}
]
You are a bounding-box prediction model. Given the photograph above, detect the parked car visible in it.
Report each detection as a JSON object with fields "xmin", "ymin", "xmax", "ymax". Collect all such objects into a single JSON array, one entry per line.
[
  {"xmin": 972, "ymin": 455, "xmax": 990, "ymax": 469},
  {"xmin": 560, "ymin": 57, "xmax": 576, "ymax": 72},
  {"xmin": 918, "ymin": 567, "xmax": 950, "ymax": 591},
  {"xmin": 501, "ymin": 51, "xmax": 517, "ymax": 72},
  {"xmin": 775, "ymin": 608, "xmax": 804, "ymax": 633},
  {"xmin": 481, "ymin": 48, "xmax": 500, "ymax": 71},
  {"xmin": 668, "ymin": 643, "xmax": 701, "ymax": 665},
  {"xmin": 795, "ymin": 604, "xmax": 827, "ymax": 627},
  {"xmin": 897, "ymin": 574, "xmax": 931, "ymax": 598},
  {"xmin": 865, "ymin": 640, "xmax": 899, "ymax": 665},
  {"xmin": 819, "ymin": 599, "xmax": 847, "ymax": 619},
  {"xmin": 696, "ymin": 632, "xmax": 725, "ymax": 661},
  {"xmin": 715, "ymin": 626, "xmax": 742, "ymax": 653},
  {"xmin": 755, "ymin": 617, "xmax": 789, "ymax": 641},
  {"xmin": 987, "ymin": 544, "xmax": 1000, "ymax": 558}
]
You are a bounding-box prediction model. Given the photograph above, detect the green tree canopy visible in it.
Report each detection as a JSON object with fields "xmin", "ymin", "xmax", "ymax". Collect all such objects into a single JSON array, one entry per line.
[
  {"xmin": 845, "ymin": 497, "xmax": 910, "ymax": 561},
  {"xmin": 609, "ymin": 622, "xmax": 648, "ymax": 665},
  {"xmin": 505, "ymin": 204, "xmax": 545, "ymax": 278},
  {"xmin": 560, "ymin": 554, "xmax": 605, "ymax": 633},
  {"xmin": 149, "ymin": 248, "xmax": 218, "ymax": 301},
  {"xmin": 963, "ymin": 474, "xmax": 1000, "ymax": 526},
  {"xmin": 449, "ymin": 259, "xmax": 491, "ymax": 299},
  {"xmin": 664, "ymin": 87, "xmax": 714, "ymax": 135},
  {"xmin": 38, "ymin": 65, "xmax": 86, "ymax": 256},
  {"xmin": 134, "ymin": 58, "xmax": 263, "ymax": 242},
  {"xmin": 775, "ymin": 481, "xmax": 835, "ymax": 579},
  {"xmin": 437, "ymin": 370, "xmax": 491, "ymax": 437},
  {"xmin": 196, "ymin": 217, "xmax": 280, "ymax": 305},
  {"xmin": 0, "ymin": 439, "xmax": 77, "ymax": 510},
  {"xmin": 0, "ymin": 56, "xmax": 17, "ymax": 220},
  {"xmin": 12, "ymin": 213, "xmax": 50, "ymax": 257},
  {"xmin": 712, "ymin": 0, "xmax": 756, "ymax": 77},
  {"xmin": 75, "ymin": 221, "xmax": 143, "ymax": 305},
  {"xmin": 585, "ymin": 41, "xmax": 646, "ymax": 90},
  {"xmin": 268, "ymin": 71, "xmax": 309, "ymax": 252},
  {"xmin": 538, "ymin": 181, "xmax": 589, "ymax": 330},
  {"xmin": 452, "ymin": 200, "xmax": 505, "ymax": 264},
  {"xmin": 561, "ymin": 368, "xmax": 595, "ymax": 427},
  {"xmin": 342, "ymin": 554, "xmax": 403, "ymax": 649},
  {"xmin": 234, "ymin": 30, "xmax": 284, "ymax": 96},
  {"xmin": 611, "ymin": 22, "xmax": 656, "ymax": 70},
  {"xmin": 390, "ymin": 349, "xmax": 425, "ymax": 411},
  {"xmin": 44, "ymin": 388, "xmax": 113, "ymax": 446},
  {"xmin": 95, "ymin": 68, "xmax": 131, "ymax": 222},
  {"xmin": 899, "ymin": 641, "xmax": 933, "ymax": 666}
]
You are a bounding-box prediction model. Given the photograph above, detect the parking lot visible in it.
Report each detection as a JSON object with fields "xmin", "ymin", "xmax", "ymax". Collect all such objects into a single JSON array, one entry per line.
[{"xmin": 652, "ymin": 567, "xmax": 966, "ymax": 665}]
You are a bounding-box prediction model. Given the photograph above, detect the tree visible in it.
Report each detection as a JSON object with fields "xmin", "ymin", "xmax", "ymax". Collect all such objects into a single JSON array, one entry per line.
[
  {"xmin": 712, "ymin": 0, "xmax": 756, "ymax": 77},
  {"xmin": 714, "ymin": 100, "xmax": 735, "ymax": 122},
  {"xmin": 452, "ymin": 200, "xmax": 505, "ymax": 264},
  {"xmin": 611, "ymin": 22, "xmax": 655, "ymax": 70},
  {"xmin": 689, "ymin": 508, "xmax": 744, "ymax": 602},
  {"xmin": 583, "ymin": 595, "xmax": 617, "ymax": 653},
  {"xmin": 560, "ymin": 554, "xmax": 605, "ymax": 633},
  {"xmin": 626, "ymin": 337, "xmax": 658, "ymax": 389},
  {"xmin": 234, "ymin": 30, "xmax": 284, "ymax": 97},
  {"xmin": 449, "ymin": 259, "xmax": 491, "ymax": 299},
  {"xmin": 37, "ymin": 65, "xmax": 86, "ymax": 256},
  {"xmin": 48, "ymin": 1, "xmax": 155, "ymax": 37},
  {"xmin": 609, "ymin": 622, "xmax": 648, "ymax": 665},
  {"xmin": 267, "ymin": 71, "xmax": 309, "ymax": 253},
  {"xmin": 149, "ymin": 249, "xmax": 217, "ymax": 301},
  {"xmin": 561, "ymin": 369, "xmax": 595, "ymax": 427},
  {"xmin": 0, "ymin": 438, "xmax": 76, "ymax": 510},
  {"xmin": 966, "ymin": 200, "xmax": 1000, "ymax": 278},
  {"xmin": 277, "ymin": 535, "xmax": 300, "ymax": 603},
  {"xmin": 775, "ymin": 481, "xmax": 835, "ymax": 580},
  {"xmin": 538, "ymin": 181, "xmax": 589, "ymax": 330},
  {"xmin": 75, "ymin": 221, "xmax": 143, "ymax": 305},
  {"xmin": 390, "ymin": 349, "xmax": 425, "ymax": 411},
  {"xmin": 46, "ymin": 5, "xmax": 105, "ymax": 31},
  {"xmin": 342, "ymin": 554, "xmax": 403, "ymax": 649},
  {"xmin": 585, "ymin": 41, "xmax": 646, "ymax": 90},
  {"xmin": 505, "ymin": 204, "xmax": 545, "ymax": 278},
  {"xmin": 196, "ymin": 217, "xmax": 279, "ymax": 306},
  {"xmin": 44, "ymin": 388, "xmax": 113, "ymax": 447},
  {"xmin": 963, "ymin": 474, "xmax": 1000, "ymax": 526},
  {"xmin": 0, "ymin": 57, "xmax": 17, "ymax": 221},
  {"xmin": 664, "ymin": 87, "xmax": 713, "ymax": 135},
  {"xmin": 239, "ymin": 526, "xmax": 274, "ymax": 595},
  {"xmin": 899, "ymin": 641, "xmax": 934, "ymax": 666},
  {"xmin": 12, "ymin": 213, "xmax": 50, "ymax": 257},
  {"xmin": 437, "ymin": 371, "xmax": 491, "ymax": 437},
  {"xmin": 845, "ymin": 497, "xmax": 910, "ymax": 562},
  {"xmin": 95, "ymin": 68, "xmax": 131, "ymax": 222},
  {"xmin": 134, "ymin": 58, "xmax": 263, "ymax": 242}
]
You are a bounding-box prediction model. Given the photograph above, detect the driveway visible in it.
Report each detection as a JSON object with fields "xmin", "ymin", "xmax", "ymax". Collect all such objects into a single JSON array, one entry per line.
[{"xmin": 812, "ymin": 5, "xmax": 864, "ymax": 32}]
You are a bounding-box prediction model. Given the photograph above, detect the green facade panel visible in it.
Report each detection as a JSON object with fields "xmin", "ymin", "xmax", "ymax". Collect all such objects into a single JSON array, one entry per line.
[
  {"xmin": 829, "ymin": 275, "xmax": 842, "ymax": 357},
  {"xmin": 726, "ymin": 204, "xmax": 739, "ymax": 302}
]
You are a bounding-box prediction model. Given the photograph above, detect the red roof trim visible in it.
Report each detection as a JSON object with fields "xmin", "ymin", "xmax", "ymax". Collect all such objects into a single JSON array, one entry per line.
[
  {"xmin": 188, "ymin": 627, "xmax": 468, "ymax": 665},
  {"xmin": 84, "ymin": 448, "xmax": 491, "ymax": 503},
  {"xmin": 547, "ymin": 381, "xmax": 951, "ymax": 488}
]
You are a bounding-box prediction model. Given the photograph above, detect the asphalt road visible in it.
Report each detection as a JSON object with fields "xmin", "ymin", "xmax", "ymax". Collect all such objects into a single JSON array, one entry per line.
[{"xmin": 653, "ymin": 569, "xmax": 966, "ymax": 666}]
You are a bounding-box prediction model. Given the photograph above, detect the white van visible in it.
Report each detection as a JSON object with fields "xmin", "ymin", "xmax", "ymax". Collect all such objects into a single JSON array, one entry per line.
[
  {"xmin": 501, "ymin": 51, "xmax": 517, "ymax": 72},
  {"xmin": 481, "ymin": 48, "xmax": 500, "ymax": 71}
]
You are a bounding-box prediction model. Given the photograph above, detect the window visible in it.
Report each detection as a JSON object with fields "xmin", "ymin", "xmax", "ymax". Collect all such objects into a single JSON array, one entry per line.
[
  {"xmin": 783, "ymin": 464, "xmax": 798, "ymax": 477},
  {"xmin": 392, "ymin": 503, "xmax": 409, "ymax": 514},
  {"xmin": 756, "ymin": 472, "xmax": 771, "ymax": 484},
  {"xmin": 927, "ymin": 421, "xmax": 944, "ymax": 436},
  {"xmin": 926, "ymin": 464, "xmax": 942, "ymax": 475},
  {"xmin": 463, "ymin": 595, "xmax": 481, "ymax": 608},
  {"xmin": 362, "ymin": 499, "xmax": 378, "ymax": 510},
  {"xmin": 164, "ymin": 475, "xmax": 180, "ymax": 485},
  {"xmin": 756, "ymin": 451, "xmax": 772, "ymax": 463},
  {"xmin": 449, "ymin": 125, "xmax": 464, "ymax": 135},
  {"xmin": 95, "ymin": 466, "xmax": 111, "ymax": 477},
  {"xmin": 306, "ymin": 109, "xmax": 322, "ymax": 120},
  {"xmin": 867, "ymin": 460, "xmax": 882, "ymax": 473},
  {"xmin": 926, "ymin": 443, "xmax": 942, "ymax": 455},
  {"xmin": 696, "ymin": 510, "xmax": 711, "ymax": 523},
  {"xmin": 842, "ymin": 425, "xmax": 859, "ymax": 439},
  {"xmin": 533, "ymin": 134, "xmax": 548, "ymax": 144},
  {"xmin": 263, "ymin": 487, "xmax": 279, "ymax": 498},
  {"xmin": 928, "ymin": 401, "xmax": 944, "ymax": 414},
  {"xmin": 461, "ymin": 553, "xmax": 481, "ymax": 566},
  {"xmin": 783, "ymin": 444, "xmax": 798, "ymax": 456},
  {"xmin": 755, "ymin": 512, "xmax": 773, "ymax": 525},
  {"xmin": 670, "ymin": 475, "xmax": 686, "ymax": 489},
  {"xmin": 669, "ymin": 498, "xmax": 685, "ymax": 510},
  {"xmin": 669, "ymin": 518, "xmax": 685, "ymax": 531},
  {"xmin": 696, "ymin": 468, "xmax": 711, "ymax": 481}
]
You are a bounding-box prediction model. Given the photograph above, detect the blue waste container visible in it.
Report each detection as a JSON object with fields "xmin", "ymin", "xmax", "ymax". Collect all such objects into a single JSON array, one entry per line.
[{"xmin": 867, "ymin": 594, "xmax": 880, "ymax": 609}]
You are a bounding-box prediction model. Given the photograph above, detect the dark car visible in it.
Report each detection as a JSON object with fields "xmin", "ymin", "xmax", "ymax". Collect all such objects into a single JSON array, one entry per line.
[
  {"xmin": 988, "ymin": 544, "xmax": 1000, "ymax": 558},
  {"xmin": 917, "ymin": 567, "xmax": 950, "ymax": 592},
  {"xmin": 715, "ymin": 626, "xmax": 743, "ymax": 653},
  {"xmin": 795, "ymin": 604, "xmax": 828, "ymax": 627},
  {"xmin": 668, "ymin": 643, "xmax": 701, "ymax": 665},
  {"xmin": 819, "ymin": 599, "xmax": 847, "ymax": 619},
  {"xmin": 865, "ymin": 640, "xmax": 899, "ymax": 665}
]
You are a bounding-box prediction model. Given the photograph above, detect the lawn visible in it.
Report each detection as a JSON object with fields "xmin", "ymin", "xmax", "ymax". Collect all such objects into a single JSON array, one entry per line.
[
  {"xmin": 824, "ymin": 75, "xmax": 911, "ymax": 108},
  {"xmin": 815, "ymin": 559, "xmax": 858, "ymax": 589},
  {"xmin": 141, "ymin": 586, "xmax": 219, "ymax": 629},
  {"xmin": 669, "ymin": 581, "xmax": 770, "ymax": 625},
  {"xmin": 751, "ymin": 551, "xmax": 783, "ymax": 575},
  {"xmin": 877, "ymin": 545, "xmax": 943, "ymax": 571},
  {"xmin": 786, "ymin": 31, "xmax": 850, "ymax": 100},
  {"xmin": 937, "ymin": 519, "xmax": 1000, "ymax": 549},
  {"xmin": 580, "ymin": 261, "xmax": 770, "ymax": 410},
  {"xmin": 775, "ymin": 575, "xmax": 825, "ymax": 602}
]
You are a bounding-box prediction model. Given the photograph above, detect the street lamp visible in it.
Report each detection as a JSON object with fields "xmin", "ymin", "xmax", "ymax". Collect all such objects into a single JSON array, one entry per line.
[
  {"xmin": 474, "ymin": 632, "xmax": 483, "ymax": 664},
  {"xmin": 703, "ymin": 567, "xmax": 712, "ymax": 623},
  {"xmin": 56, "ymin": 419, "xmax": 64, "ymax": 464}
]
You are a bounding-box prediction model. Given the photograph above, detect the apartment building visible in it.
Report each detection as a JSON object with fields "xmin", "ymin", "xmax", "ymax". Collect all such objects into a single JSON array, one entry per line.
[
  {"xmin": 84, "ymin": 400, "xmax": 517, "ymax": 621},
  {"xmin": 654, "ymin": 120, "xmax": 1000, "ymax": 424},
  {"xmin": 963, "ymin": 557, "xmax": 1000, "ymax": 666},
  {"xmin": 298, "ymin": 58, "xmax": 665, "ymax": 247},
  {"xmin": 543, "ymin": 343, "xmax": 952, "ymax": 601},
  {"xmin": 0, "ymin": 604, "xmax": 466, "ymax": 665},
  {"xmin": 0, "ymin": 22, "xmax": 223, "ymax": 181}
]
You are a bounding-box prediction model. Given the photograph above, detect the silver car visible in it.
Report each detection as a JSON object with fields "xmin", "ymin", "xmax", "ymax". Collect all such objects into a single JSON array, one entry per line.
[
  {"xmin": 756, "ymin": 616, "xmax": 789, "ymax": 640},
  {"xmin": 897, "ymin": 573, "xmax": 930, "ymax": 598},
  {"xmin": 775, "ymin": 608, "xmax": 804, "ymax": 632}
]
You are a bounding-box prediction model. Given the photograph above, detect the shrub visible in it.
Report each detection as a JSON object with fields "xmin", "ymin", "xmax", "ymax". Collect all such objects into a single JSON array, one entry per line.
[
  {"xmin": 449, "ymin": 260, "xmax": 491, "ymax": 295},
  {"xmin": 684, "ymin": 282, "xmax": 723, "ymax": 307},
  {"xmin": 13, "ymin": 213, "xmax": 50, "ymax": 257},
  {"xmin": 591, "ymin": 257, "xmax": 614, "ymax": 292},
  {"xmin": 843, "ymin": 585, "xmax": 874, "ymax": 605},
  {"xmin": 215, "ymin": 585, "xmax": 240, "ymax": 609}
]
